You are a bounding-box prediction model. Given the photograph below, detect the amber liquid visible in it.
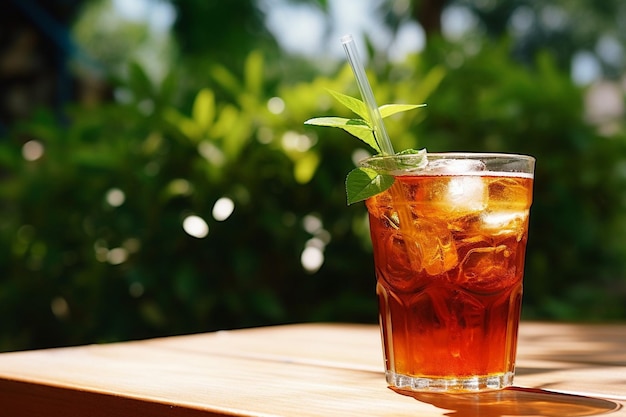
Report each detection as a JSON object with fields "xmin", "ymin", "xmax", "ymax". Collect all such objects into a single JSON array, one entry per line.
[{"xmin": 366, "ymin": 173, "xmax": 533, "ymax": 390}]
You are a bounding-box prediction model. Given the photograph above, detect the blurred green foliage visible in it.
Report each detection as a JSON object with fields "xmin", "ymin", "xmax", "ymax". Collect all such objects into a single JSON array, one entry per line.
[{"xmin": 1, "ymin": 1, "xmax": 625, "ymax": 351}]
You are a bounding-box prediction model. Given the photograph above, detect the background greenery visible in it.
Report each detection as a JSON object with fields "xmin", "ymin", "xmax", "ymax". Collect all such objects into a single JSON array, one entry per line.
[{"xmin": 1, "ymin": 0, "xmax": 625, "ymax": 351}]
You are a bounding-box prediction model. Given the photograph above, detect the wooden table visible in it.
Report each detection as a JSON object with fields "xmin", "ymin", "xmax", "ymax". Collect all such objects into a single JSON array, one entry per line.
[{"xmin": 0, "ymin": 322, "xmax": 624, "ymax": 416}]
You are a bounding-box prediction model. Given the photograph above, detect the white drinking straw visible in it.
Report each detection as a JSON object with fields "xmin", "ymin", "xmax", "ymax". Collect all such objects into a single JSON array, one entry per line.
[{"xmin": 341, "ymin": 34, "xmax": 395, "ymax": 155}]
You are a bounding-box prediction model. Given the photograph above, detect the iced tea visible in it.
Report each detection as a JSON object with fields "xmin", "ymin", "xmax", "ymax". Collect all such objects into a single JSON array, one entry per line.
[{"xmin": 363, "ymin": 153, "xmax": 534, "ymax": 392}]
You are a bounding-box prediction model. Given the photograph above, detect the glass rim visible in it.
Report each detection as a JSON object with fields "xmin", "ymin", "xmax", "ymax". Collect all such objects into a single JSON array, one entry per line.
[
  {"xmin": 361, "ymin": 152, "xmax": 536, "ymax": 163},
  {"xmin": 359, "ymin": 152, "xmax": 535, "ymax": 176}
]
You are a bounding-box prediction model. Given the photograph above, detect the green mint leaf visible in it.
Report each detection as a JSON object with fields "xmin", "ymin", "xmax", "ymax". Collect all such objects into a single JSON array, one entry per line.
[
  {"xmin": 327, "ymin": 91, "xmax": 425, "ymax": 122},
  {"xmin": 345, "ymin": 167, "xmax": 395, "ymax": 205},
  {"xmin": 304, "ymin": 116, "xmax": 367, "ymax": 129},
  {"xmin": 361, "ymin": 148, "xmax": 428, "ymax": 174},
  {"xmin": 397, "ymin": 148, "xmax": 427, "ymax": 155},
  {"xmin": 395, "ymin": 148, "xmax": 428, "ymax": 170},
  {"xmin": 304, "ymin": 90, "xmax": 427, "ymax": 155},
  {"xmin": 326, "ymin": 89, "xmax": 369, "ymax": 120},
  {"xmin": 304, "ymin": 117, "xmax": 379, "ymax": 153},
  {"xmin": 379, "ymin": 103, "xmax": 427, "ymax": 119}
]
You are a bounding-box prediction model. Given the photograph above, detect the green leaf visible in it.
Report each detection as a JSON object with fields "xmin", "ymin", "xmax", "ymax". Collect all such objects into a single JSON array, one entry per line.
[
  {"xmin": 294, "ymin": 151, "xmax": 320, "ymax": 184},
  {"xmin": 345, "ymin": 167, "xmax": 394, "ymax": 205},
  {"xmin": 192, "ymin": 88, "xmax": 215, "ymax": 131},
  {"xmin": 359, "ymin": 148, "xmax": 428, "ymax": 175},
  {"xmin": 379, "ymin": 103, "xmax": 426, "ymax": 119},
  {"xmin": 164, "ymin": 107, "xmax": 202, "ymax": 140},
  {"xmin": 391, "ymin": 148, "xmax": 428, "ymax": 170},
  {"xmin": 244, "ymin": 50, "xmax": 264, "ymax": 95},
  {"xmin": 304, "ymin": 117, "xmax": 379, "ymax": 152},
  {"xmin": 327, "ymin": 90, "xmax": 369, "ymax": 120},
  {"xmin": 304, "ymin": 116, "xmax": 367, "ymax": 128},
  {"xmin": 210, "ymin": 64, "xmax": 241, "ymax": 96}
]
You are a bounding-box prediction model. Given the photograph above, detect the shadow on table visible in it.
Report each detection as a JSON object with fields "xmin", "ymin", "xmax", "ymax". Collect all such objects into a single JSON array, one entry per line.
[{"xmin": 393, "ymin": 386, "xmax": 622, "ymax": 417}]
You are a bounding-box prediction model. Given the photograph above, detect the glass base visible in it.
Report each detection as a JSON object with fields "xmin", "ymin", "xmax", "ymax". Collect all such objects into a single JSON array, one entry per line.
[{"xmin": 386, "ymin": 370, "xmax": 514, "ymax": 393}]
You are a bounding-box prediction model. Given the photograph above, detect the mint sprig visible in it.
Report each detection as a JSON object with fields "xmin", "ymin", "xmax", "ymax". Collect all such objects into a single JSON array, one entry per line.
[
  {"xmin": 304, "ymin": 90, "xmax": 426, "ymax": 205},
  {"xmin": 345, "ymin": 167, "xmax": 395, "ymax": 205}
]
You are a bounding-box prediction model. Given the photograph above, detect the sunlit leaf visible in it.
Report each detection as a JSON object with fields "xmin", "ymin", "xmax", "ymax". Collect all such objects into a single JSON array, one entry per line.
[
  {"xmin": 210, "ymin": 64, "xmax": 241, "ymax": 96},
  {"xmin": 345, "ymin": 167, "xmax": 394, "ymax": 205},
  {"xmin": 164, "ymin": 108, "xmax": 202, "ymax": 140},
  {"xmin": 244, "ymin": 50, "xmax": 264, "ymax": 96},
  {"xmin": 379, "ymin": 103, "xmax": 426, "ymax": 119},
  {"xmin": 192, "ymin": 88, "xmax": 215, "ymax": 131},
  {"xmin": 304, "ymin": 117, "xmax": 378, "ymax": 152},
  {"xmin": 327, "ymin": 90, "xmax": 369, "ymax": 120},
  {"xmin": 294, "ymin": 152, "xmax": 320, "ymax": 184},
  {"xmin": 221, "ymin": 108, "xmax": 251, "ymax": 159},
  {"xmin": 211, "ymin": 104, "xmax": 239, "ymax": 140}
]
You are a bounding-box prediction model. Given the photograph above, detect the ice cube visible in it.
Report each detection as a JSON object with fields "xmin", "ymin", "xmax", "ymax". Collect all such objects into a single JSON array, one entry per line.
[
  {"xmin": 376, "ymin": 232, "xmax": 427, "ymax": 292},
  {"xmin": 377, "ymin": 216, "xmax": 459, "ymax": 282},
  {"xmin": 425, "ymin": 159, "xmax": 486, "ymax": 174},
  {"xmin": 456, "ymin": 245, "xmax": 517, "ymax": 293},
  {"xmin": 445, "ymin": 177, "xmax": 488, "ymax": 214},
  {"xmin": 414, "ymin": 218, "xmax": 458, "ymax": 276},
  {"xmin": 487, "ymin": 177, "xmax": 532, "ymax": 208},
  {"xmin": 411, "ymin": 175, "xmax": 488, "ymax": 219},
  {"xmin": 481, "ymin": 211, "xmax": 528, "ymax": 239}
]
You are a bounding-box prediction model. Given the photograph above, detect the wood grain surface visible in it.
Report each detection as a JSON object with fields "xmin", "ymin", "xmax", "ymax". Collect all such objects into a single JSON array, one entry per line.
[{"xmin": 0, "ymin": 322, "xmax": 624, "ymax": 416}]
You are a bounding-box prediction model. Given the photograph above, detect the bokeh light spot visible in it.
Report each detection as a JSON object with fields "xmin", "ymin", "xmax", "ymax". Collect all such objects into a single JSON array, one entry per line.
[
  {"xmin": 51, "ymin": 297, "xmax": 70, "ymax": 319},
  {"xmin": 106, "ymin": 188, "xmax": 126, "ymax": 207},
  {"xmin": 303, "ymin": 214, "xmax": 322, "ymax": 234},
  {"xmin": 183, "ymin": 215, "xmax": 209, "ymax": 238},
  {"xmin": 212, "ymin": 197, "xmax": 235, "ymax": 221},
  {"xmin": 301, "ymin": 246, "xmax": 324, "ymax": 273},
  {"xmin": 267, "ymin": 96, "xmax": 285, "ymax": 114},
  {"xmin": 107, "ymin": 247, "xmax": 128, "ymax": 265},
  {"xmin": 22, "ymin": 140, "xmax": 44, "ymax": 161}
]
